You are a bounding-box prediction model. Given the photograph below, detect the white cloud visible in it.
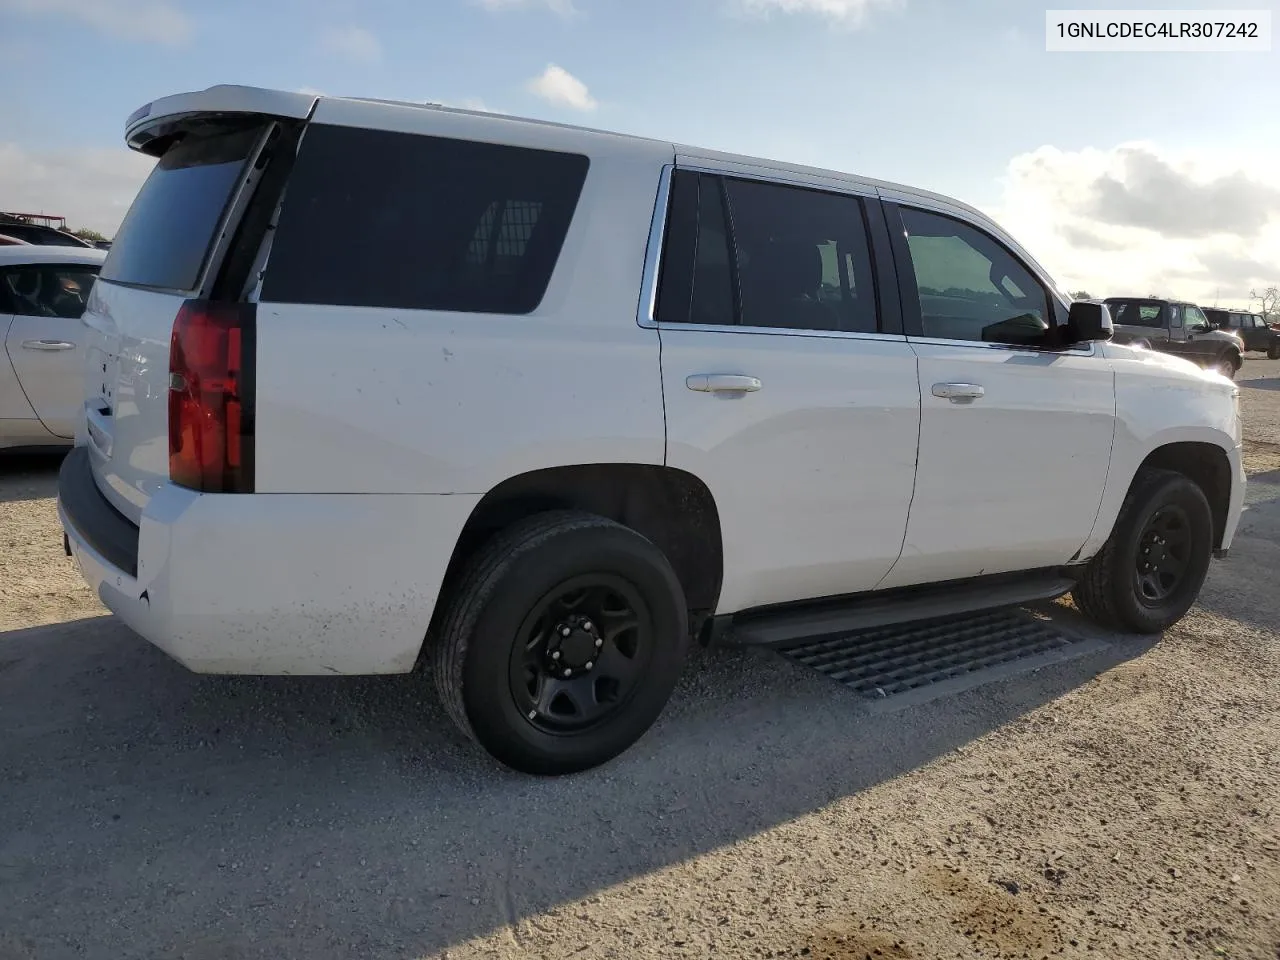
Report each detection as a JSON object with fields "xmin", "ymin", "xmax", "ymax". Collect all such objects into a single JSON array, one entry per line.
[
  {"xmin": 526, "ymin": 64, "xmax": 597, "ymax": 112},
  {"xmin": 0, "ymin": 143, "xmax": 155, "ymax": 237},
  {"xmin": 318, "ymin": 25, "xmax": 382, "ymax": 64},
  {"xmin": 986, "ymin": 142, "xmax": 1280, "ymax": 305},
  {"xmin": 0, "ymin": 0, "xmax": 193, "ymax": 45},
  {"xmin": 474, "ymin": 0, "xmax": 575, "ymax": 14},
  {"xmin": 731, "ymin": 0, "xmax": 899, "ymax": 26}
]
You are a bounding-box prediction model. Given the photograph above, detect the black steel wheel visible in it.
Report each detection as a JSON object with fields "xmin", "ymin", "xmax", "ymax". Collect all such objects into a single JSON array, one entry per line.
[
  {"xmin": 1072, "ymin": 468, "xmax": 1213, "ymax": 634},
  {"xmin": 431, "ymin": 510, "xmax": 689, "ymax": 775},
  {"xmin": 509, "ymin": 575, "xmax": 652, "ymax": 735},
  {"xmin": 1133, "ymin": 505, "xmax": 1193, "ymax": 607}
]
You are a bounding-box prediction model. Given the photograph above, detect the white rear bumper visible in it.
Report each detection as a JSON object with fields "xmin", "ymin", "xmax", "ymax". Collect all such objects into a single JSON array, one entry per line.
[{"xmin": 60, "ymin": 475, "xmax": 479, "ymax": 675}]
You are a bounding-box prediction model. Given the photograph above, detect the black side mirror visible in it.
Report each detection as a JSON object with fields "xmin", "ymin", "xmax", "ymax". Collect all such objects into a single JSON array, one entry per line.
[{"xmin": 1065, "ymin": 301, "xmax": 1113, "ymax": 343}]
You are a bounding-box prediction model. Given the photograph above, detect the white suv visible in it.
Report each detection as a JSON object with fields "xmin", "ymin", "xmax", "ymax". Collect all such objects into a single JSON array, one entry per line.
[{"xmin": 59, "ymin": 86, "xmax": 1245, "ymax": 775}]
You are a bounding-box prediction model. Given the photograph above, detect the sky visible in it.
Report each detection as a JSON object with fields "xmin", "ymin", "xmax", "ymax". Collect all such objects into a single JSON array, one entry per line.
[{"xmin": 2, "ymin": 0, "xmax": 1277, "ymax": 306}]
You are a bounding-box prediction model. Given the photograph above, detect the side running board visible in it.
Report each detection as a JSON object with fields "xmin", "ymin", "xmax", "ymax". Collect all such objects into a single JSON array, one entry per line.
[{"xmin": 711, "ymin": 570, "xmax": 1078, "ymax": 649}]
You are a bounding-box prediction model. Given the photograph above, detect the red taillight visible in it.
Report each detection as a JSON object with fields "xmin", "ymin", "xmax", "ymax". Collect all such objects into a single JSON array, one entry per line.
[{"xmin": 168, "ymin": 299, "xmax": 254, "ymax": 492}]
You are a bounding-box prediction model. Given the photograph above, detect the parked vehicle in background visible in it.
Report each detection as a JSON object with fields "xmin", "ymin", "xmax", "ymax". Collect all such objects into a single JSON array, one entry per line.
[
  {"xmin": 1203, "ymin": 308, "xmax": 1280, "ymax": 359},
  {"xmin": 1104, "ymin": 297, "xmax": 1245, "ymax": 378},
  {"xmin": 0, "ymin": 246, "xmax": 106, "ymax": 449},
  {"xmin": 58, "ymin": 85, "xmax": 1245, "ymax": 776},
  {"xmin": 0, "ymin": 221, "xmax": 94, "ymax": 248}
]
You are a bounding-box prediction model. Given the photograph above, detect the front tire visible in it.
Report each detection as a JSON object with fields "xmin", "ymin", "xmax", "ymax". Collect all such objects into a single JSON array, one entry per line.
[
  {"xmin": 431, "ymin": 510, "xmax": 689, "ymax": 775},
  {"xmin": 1268, "ymin": 342, "xmax": 1280, "ymax": 360},
  {"xmin": 1210, "ymin": 352, "xmax": 1241, "ymax": 379},
  {"xmin": 1071, "ymin": 469, "xmax": 1213, "ymax": 634}
]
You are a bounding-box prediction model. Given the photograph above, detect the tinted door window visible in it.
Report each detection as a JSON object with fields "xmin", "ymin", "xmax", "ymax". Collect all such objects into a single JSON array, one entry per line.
[
  {"xmin": 102, "ymin": 123, "xmax": 265, "ymax": 291},
  {"xmin": 896, "ymin": 207, "xmax": 1051, "ymax": 345},
  {"xmin": 1169, "ymin": 304, "xmax": 1183, "ymax": 328},
  {"xmin": 261, "ymin": 125, "xmax": 589, "ymax": 315},
  {"xmin": 724, "ymin": 178, "xmax": 878, "ymax": 333},
  {"xmin": 656, "ymin": 172, "xmax": 879, "ymax": 333},
  {"xmin": 0, "ymin": 264, "xmax": 100, "ymax": 318}
]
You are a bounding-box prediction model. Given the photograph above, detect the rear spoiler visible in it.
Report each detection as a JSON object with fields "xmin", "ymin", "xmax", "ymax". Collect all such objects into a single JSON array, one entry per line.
[{"xmin": 126, "ymin": 85, "xmax": 319, "ymax": 154}]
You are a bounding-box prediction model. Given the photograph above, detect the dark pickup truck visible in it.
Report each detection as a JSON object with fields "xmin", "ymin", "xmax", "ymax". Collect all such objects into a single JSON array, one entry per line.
[
  {"xmin": 1102, "ymin": 297, "xmax": 1245, "ymax": 378},
  {"xmin": 1202, "ymin": 308, "xmax": 1280, "ymax": 359}
]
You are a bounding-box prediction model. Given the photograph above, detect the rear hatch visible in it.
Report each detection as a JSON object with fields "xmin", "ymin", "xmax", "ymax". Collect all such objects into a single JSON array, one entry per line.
[{"xmin": 82, "ymin": 88, "xmax": 312, "ymax": 523}]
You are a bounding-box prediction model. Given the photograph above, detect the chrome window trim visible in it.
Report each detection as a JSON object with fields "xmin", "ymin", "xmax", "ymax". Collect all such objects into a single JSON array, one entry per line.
[
  {"xmin": 905, "ymin": 335, "xmax": 1097, "ymax": 358},
  {"xmin": 657, "ymin": 323, "xmax": 909, "ymax": 343},
  {"xmin": 636, "ymin": 162, "xmax": 672, "ymax": 330}
]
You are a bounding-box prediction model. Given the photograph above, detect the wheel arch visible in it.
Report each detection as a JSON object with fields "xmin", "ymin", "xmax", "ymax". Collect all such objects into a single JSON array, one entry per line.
[
  {"xmin": 433, "ymin": 463, "xmax": 724, "ymax": 639},
  {"xmin": 1135, "ymin": 441, "xmax": 1233, "ymax": 549},
  {"xmin": 1077, "ymin": 422, "xmax": 1239, "ymax": 563}
]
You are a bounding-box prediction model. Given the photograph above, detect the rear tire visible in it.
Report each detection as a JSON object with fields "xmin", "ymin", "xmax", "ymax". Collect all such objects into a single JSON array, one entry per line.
[
  {"xmin": 1071, "ymin": 469, "xmax": 1213, "ymax": 634},
  {"xmin": 431, "ymin": 510, "xmax": 689, "ymax": 775},
  {"xmin": 1268, "ymin": 342, "xmax": 1280, "ymax": 360}
]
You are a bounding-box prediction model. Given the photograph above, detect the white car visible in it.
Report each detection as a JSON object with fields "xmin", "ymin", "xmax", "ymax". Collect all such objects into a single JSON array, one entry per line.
[
  {"xmin": 1, "ymin": 245, "xmax": 105, "ymax": 449},
  {"xmin": 59, "ymin": 86, "xmax": 1245, "ymax": 775}
]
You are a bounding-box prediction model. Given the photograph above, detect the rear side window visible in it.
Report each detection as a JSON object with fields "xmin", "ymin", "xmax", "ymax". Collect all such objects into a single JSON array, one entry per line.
[
  {"xmin": 101, "ymin": 124, "xmax": 265, "ymax": 291},
  {"xmin": 655, "ymin": 170, "xmax": 879, "ymax": 333},
  {"xmin": 261, "ymin": 125, "xmax": 590, "ymax": 315},
  {"xmin": 727, "ymin": 178, "xmax": 878, "ymax": 333}
]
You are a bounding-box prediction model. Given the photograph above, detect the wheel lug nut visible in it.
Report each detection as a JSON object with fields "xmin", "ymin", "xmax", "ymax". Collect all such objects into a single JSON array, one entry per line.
[
  {"xmin": 595, "ymin": 638, "xmax": 603, "ymax": 647},
  {"xmin": 585, "ymin": 661, "xmax": 594, "ymax": 670},
  {"xmin": 582, "ymin": 620, "xmax": 593, "ymax": 632},
  {"xmin": 560, "ymin": 626, "xmax": 571, "ymax": 637},
  {"xmin": 563, "ymin": 668, "xmax": 572, "ymax": 677}
]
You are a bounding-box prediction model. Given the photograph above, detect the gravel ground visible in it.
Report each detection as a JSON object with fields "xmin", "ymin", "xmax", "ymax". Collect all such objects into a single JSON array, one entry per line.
[{"xmin": 1, "ymin": 358, "xmax": 1278, "ymax": 960}]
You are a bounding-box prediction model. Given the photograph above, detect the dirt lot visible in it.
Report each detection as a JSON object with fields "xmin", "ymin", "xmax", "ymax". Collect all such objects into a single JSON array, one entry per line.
[{"xmin": 2, "ymin": 359, "xmax": 1279, "ymax": 960}]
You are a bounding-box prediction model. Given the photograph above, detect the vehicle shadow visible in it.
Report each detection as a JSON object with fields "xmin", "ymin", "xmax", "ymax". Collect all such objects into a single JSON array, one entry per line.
[
  {"xmin": 1239, "ymin": 376, "xmax": 1280, "ymax": 392},
  {"xmin": 0, "ymin": 612, "xmax": 1158, "ymax": 960},
  {"xmin": 0, "ymin": 451, "xmax": 64, "ymax": 503},
  {"xmin": 1192, "ymin": 460, "xmax": 1280, "ymax": 635}
]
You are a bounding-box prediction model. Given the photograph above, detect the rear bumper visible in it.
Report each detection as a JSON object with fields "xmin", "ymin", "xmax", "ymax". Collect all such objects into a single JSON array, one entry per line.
[{"xmin": 57, "ymin": 446, "xmax": 481, "ymax": 675}]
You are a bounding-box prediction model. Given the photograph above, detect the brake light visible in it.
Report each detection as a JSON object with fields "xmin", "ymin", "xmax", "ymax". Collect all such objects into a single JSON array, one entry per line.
[{"xmin": 168, "ymin": 299, "xmax": 255, "ymax": 492}]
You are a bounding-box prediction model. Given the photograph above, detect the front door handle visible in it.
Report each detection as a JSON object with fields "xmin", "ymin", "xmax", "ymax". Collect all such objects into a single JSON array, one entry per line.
[
  {"xmin": 22, "ymin": 339, "xmax": 75, "ymax": 351},
  {"xmin": 932, "ymin": 382, "xmax": 985, "ymax": 402},
  {"xmin": 686, "ymin": 374, "xmax": 762, "ymax": 394}
]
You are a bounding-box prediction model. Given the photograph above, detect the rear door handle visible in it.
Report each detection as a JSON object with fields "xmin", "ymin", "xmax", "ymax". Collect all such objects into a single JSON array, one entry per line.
[
  {"xmin": 931, "ymin": 382, "xmax": 985, "ymax": 402},
  {"xmin": 686, "ymin": 374, "xmax": 762, "ymax": 394},
  {"xmin": 22, "ymin": 339, "xmax": 75, "ymax": 351}
]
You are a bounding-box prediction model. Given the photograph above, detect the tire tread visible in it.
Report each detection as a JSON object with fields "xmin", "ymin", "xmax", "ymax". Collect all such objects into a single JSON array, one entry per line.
[
  {"xmin": 1071, "ymin": 467, "xmax": 1183, "ymax": 631},
  {"xmin": 430, "ymin": 510, "xmax": 629, "ymax": 745}
]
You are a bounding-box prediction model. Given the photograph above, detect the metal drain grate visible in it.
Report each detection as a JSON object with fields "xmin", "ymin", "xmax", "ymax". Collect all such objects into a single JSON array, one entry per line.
[{"xmin": 780, "ymin": 609, "xmax": 1078, "ymax": 700}]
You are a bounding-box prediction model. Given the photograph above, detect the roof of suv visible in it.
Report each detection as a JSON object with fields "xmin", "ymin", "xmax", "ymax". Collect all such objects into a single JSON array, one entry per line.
[{"xmin": 124, "ymin": 84, "xmax": 996, "ymax": 240}]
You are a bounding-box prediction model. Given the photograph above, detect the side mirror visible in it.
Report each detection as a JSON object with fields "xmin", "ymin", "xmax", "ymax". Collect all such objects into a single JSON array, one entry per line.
[{"xmin": 1065, "ymin": 300, "xmax": 1113, "ymax": 343}]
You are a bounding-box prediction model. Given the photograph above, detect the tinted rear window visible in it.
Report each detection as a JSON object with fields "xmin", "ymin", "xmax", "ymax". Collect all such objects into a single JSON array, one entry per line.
[
  {"xmin": 101, "ymin": 124, "xmax": 264, "ymax": 291},
  {"xmin": 260, "ymin": 124, "xmax": 589, "ymax": 315}
]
